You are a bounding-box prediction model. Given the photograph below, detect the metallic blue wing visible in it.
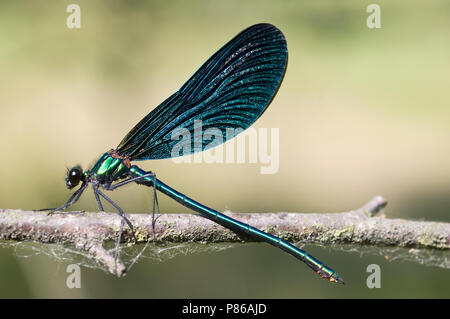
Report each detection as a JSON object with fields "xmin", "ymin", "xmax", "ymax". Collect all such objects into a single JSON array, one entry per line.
[{"xmin": 117, "ymin": 23, "xmax": 287, "ymax": 160}]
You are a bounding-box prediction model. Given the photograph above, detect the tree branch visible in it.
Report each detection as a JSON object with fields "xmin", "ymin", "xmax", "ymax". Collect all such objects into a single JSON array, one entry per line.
[{"xmin": 0, "ymin": 196, "xmax": 448, "ymax": 276}]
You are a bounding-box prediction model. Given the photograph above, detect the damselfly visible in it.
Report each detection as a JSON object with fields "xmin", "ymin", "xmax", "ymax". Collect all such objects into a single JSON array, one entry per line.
[{"xmin": 44, "ymin": 24, "xmax": 343, "ymax": 284}]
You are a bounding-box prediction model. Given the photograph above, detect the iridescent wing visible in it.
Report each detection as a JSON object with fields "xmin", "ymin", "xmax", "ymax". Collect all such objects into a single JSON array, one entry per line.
[{"xmin": 116, "ymin": 23, "xmax": 287, "ymax": 160}]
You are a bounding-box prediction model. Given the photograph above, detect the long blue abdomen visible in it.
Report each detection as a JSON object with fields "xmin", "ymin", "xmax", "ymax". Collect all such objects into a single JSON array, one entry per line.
[{"xmin": 129, "ymin": 165, "xmax": 343, "ymax": 284}]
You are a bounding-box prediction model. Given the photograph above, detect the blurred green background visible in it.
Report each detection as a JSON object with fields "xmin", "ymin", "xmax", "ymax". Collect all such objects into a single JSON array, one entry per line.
[{"xmin": 0, "ymin": 0, "xmax": 449, "ymax": 298}]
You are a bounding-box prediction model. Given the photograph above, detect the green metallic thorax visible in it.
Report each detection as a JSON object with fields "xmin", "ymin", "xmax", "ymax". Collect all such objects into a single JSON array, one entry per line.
[{"xmin": 90, "ymin": 152, "xmax": 129, "ymax": 184}]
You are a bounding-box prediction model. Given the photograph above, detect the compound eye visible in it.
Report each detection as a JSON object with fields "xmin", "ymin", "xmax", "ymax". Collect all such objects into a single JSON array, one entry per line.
[{"xmin": 66, "ymin": 167, "xmax": 83, "ymax": 189}]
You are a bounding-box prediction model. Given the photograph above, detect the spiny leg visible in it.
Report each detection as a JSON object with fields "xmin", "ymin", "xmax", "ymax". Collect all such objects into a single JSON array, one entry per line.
[
  {"xmin": 104, "ymin": 171, "xmax": 161, "ymax": 239},
  {"xmin": 92, "ymin": 184, "xmax": 104, "ymax": 212},
  {"xmin": 95, "ymin": 188, "xmax": 135, "ymax": 234},
  {"xmin": 102, "ymin": 172, "xmax": 162, "ymax": 271},
  {"xmin": 59, "ymin": 184, "xmax": 87, "ymax": 211},
  {"xmin": 37, "ymin": 192, "xmax": 74, "ymax": 211},
  {"xmin": 41, "ymin": 182, "xmax": 88, "ymax": 215},
  {"xmin": 106, "ymin": 172, "xmax": 156, "ymax": 190},
  {"xmin": 121, "ymin": 173, "xmax": 160, "ymax": 272},
  {"xmin": 37, "ymin": 185, "xmax": 79, "ymax": 212},
  {"xmin": 92, "ymin": 186, "xmax": 122, "ymax": 268},
  {"xmin": 99, "ymin": 172, "xmax": 163, "ymax": 271},
  {"xmin": 151, "ymin": 173, "xmax": 161, "ymax": 241},
  {"xmin": 95, "ymin": 188, "xmax": 136, "ymax": 265},
  {"xmin": 95, "ymin": 190, "xmax": 123, "ymax": 268},
  {"xmin": 115, "ymin": 218, "xmax": 125, "ymax": 262}
]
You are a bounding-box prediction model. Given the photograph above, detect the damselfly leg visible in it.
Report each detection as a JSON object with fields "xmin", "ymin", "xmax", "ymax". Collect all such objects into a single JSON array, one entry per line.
[{"xmin": 38, "ymin": 181, "xmax": 88, "ymax": 214}]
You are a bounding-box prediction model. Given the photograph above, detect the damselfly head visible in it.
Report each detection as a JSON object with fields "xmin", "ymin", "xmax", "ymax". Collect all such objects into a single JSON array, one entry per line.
[{"xmin": 65, "ymin": 166, "xmax": 84, "ymax": 189}]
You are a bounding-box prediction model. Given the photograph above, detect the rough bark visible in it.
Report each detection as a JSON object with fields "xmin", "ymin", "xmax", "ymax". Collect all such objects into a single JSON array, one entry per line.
[{"xmin": 0, "ymin": 196, "xmax": 448, "ymax": 276}]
